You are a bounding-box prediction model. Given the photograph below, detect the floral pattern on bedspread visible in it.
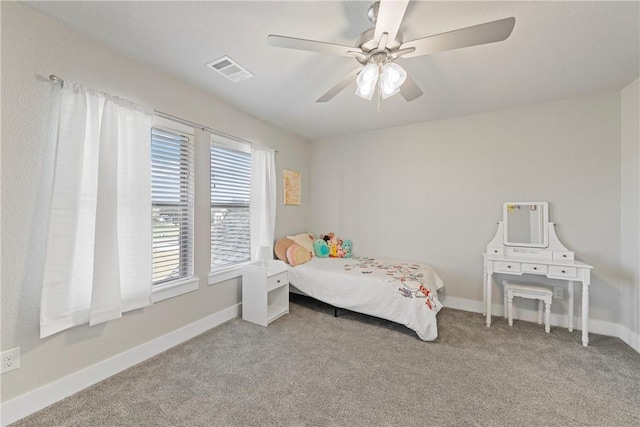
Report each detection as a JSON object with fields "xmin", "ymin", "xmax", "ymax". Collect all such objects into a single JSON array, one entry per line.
[{"xmin": 344, "ymin": 257, "xmax": 438, "ymax": 310}]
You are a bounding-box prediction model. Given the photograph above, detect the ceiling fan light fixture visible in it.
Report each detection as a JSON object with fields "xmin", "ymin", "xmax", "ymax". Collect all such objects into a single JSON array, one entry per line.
[
  {"xmin": 357, "ymin": 63, "xmax": 379, "ymax": 85},
  {"xmin": 379, "ymin": 75, "xmax": 400, "ymax": 99},
  {"xmin": 355, "ymin": 80, "xmax": 377, "ymax": 100},
  {"xmin": 355, "ymin": 63, "xmax": 380, "ymax": 100},
  {"xmin": 377, "ymin": 62, "xmax": 406, "ymax": 99},
  {"xmin": 381, "ymin": 62, "xmax": 407, "ymax": 87}
]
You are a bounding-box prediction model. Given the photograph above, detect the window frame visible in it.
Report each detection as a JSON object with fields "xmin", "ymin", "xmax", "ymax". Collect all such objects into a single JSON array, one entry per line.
[
  {"xmin": 151, "ymin": 117, "xmax": 199, "ymax": 302},
  {"xmin": 209, "ymin": 135, "xmax": 253, "ymax": 285}
]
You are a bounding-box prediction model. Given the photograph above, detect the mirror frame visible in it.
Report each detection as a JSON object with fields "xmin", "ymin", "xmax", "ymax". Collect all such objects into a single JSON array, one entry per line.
[{"xmin": 503, "ymin": 201, "xmax": 549, "ymax": 248}]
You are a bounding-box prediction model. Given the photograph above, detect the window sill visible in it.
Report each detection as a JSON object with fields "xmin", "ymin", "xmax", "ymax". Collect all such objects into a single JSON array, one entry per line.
[
  {"xmin": 208, "ymin": 262, "xmax": 257, "ymax": 286},
  {"xmin": 152, "ymin": 277, "xmax": 200, "ymax": 303}
]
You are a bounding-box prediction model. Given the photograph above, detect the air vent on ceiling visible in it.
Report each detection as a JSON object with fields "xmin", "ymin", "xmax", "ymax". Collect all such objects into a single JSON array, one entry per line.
[{"xmin": 206, "ymin": 56, "xmax": 254, "ymax": 82}]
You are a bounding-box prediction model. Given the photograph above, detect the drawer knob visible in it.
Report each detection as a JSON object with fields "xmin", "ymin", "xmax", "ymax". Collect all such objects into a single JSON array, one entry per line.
[
  {"xmin": 561, "ymin": 270, "xmax": 566, "ymax": 274},
  {"xmin": 507, "ymin": 265, "xmax": 511, "ymax": 269},
  {"xmin": 277, "ymin": 279, "xmax": 281, "ymax": 283},
  {"xmin": 533, "ymin": 267, "xmax": 537, "ymax": 270},
  {"xmin": 563, "ymin": 254, "xmax": 567, "ymax": 258},
  {"xmin": 494, "ymin": 250, "xmax": 498, "ymax": 253}
]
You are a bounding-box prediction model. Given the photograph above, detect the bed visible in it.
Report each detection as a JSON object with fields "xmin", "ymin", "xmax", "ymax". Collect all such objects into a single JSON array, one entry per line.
[{"xmin": 287, "ymin": 256, "xmax": 444, "ymax": 341}]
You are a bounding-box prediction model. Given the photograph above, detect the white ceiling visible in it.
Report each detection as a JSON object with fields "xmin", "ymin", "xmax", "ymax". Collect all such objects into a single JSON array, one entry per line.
[{"xmin": 25, "ymin": 1, "xmax": 640, "ymax": 140}]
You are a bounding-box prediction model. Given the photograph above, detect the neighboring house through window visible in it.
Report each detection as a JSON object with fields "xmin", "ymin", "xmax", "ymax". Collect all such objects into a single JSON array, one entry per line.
[
  {"xmin": 210, "ymin": 138, "xmax": 251, "ymax": 273},
  {"xmin": 151, "ymin": 122, "xmax": 195, "ymax": 287}
]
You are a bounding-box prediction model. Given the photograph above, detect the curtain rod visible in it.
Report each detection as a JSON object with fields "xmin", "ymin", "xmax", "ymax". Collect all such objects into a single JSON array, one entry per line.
[{"xmin": 48, "ymin": 75, "xmax": 278, "ymax": 154}]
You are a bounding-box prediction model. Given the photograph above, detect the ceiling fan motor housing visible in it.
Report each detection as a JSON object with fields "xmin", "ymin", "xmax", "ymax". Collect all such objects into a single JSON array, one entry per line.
[{"xmin": 355, "ymin": 28, "xmax": 404, "ymax": 65}]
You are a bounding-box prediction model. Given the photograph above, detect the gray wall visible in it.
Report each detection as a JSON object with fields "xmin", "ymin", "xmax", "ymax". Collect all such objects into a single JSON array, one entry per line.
[
  {"xmin": 309, "ymin": 92, "xmax": 624, "ymax": 327},
  {"xmin": 1, "ymin": 2, "xmax": 310, "ymax": 401},
  {"xmin": 621, "ymin": 77, "xmax": 640, "ymax": 347}
]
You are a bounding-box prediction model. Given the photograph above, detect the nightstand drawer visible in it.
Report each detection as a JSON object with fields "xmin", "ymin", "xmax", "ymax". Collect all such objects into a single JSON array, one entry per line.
[
  {"xmin": 494, "ymin": 261, "xmax": 521, "ymax": 273},
  {"xmin": 548, "ymin": 266, "xmax": 577, "ymax": 279},
  {"xmin": 267, "ymin": 271, "xmax": 288, "ymax": 292},
  {"xmin": 522, "ymin": 263, "xmax": 548, "ymax": 274}
]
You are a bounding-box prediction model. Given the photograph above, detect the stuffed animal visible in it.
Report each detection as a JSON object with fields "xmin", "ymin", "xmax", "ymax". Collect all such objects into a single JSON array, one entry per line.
[
  {"xmin": 337, "ymin": 239, "xmax": 344, "ymax": 258},
  {"xmin": 329, "ymin": 241, "xmax": 338, "ymax": 257},
  {"xmin": 342, "ymin": 239, "xmax": 353, "ymax": 258},
  {"xmin": 313, "ymin": 239, "xmax": 330, "ymax": 258},
  {"xmin": 321, "ymin": 232, "xmax": 335, "ymax": 244}
]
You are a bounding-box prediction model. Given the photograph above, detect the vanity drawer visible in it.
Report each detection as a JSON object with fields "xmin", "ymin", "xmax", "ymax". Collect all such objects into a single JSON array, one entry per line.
[
  {"xmin": 553, "ymin": 251, "xmax": 574, "ymax": 261},
  {"xmin": 548, "ymin": 266, "xmax": 577, "ymax": 279},
  {"xmin": 488, "ymin": 247, "xmax": 504, "ymax": 256},
  {"xmin": 522, "ymin": 263, "xmax": 548, "ymax": 274},
  {"xmin": 494, "ymin": 261, "xmax": 521, "ymax": 273}
]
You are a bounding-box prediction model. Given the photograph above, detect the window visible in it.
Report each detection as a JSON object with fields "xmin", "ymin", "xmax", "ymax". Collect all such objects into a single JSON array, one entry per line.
[
  {"xmin": 151, "ymin": 127, "xmax": 194, "ymax": 286},
  {"xmin": 210, "ymin": 141, "xmax": 251, "ymax": 272}
]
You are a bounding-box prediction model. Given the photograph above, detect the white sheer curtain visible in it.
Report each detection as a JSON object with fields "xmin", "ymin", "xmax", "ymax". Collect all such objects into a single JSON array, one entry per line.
[
  {"xmin": 41, "ymin": 83, "xmax": 153, "ymax": 338},
  {"xmin": 249, "ymin": 146, "xmax": 276, "ymax": 263}
]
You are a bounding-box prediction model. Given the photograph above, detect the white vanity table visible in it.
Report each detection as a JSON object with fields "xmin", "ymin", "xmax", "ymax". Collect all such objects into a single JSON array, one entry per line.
[{"xmin": 483, "ymin": 202, "xmax": 593, "ymax": 346}]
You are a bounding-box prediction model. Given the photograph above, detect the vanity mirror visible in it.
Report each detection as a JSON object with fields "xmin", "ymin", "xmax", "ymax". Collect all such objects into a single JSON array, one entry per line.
[{"xmin": 503, "ymin": 202, "xmax": 549, "ymax": 248}]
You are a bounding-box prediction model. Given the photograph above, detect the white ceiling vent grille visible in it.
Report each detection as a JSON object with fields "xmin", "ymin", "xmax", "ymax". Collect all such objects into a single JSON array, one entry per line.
[{"xmin": 206, "ymin": 56, "xmax": 254, "ymax": 82}]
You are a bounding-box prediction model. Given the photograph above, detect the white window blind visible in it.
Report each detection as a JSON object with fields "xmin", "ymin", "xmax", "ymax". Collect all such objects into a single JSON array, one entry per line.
[
  {"xmin": 211, "ymin": 143, "xmax": 251, "ymax": 271},
  {"xmin": 151, "ymin": 127, "xmax": 194, "ymax": 285}
]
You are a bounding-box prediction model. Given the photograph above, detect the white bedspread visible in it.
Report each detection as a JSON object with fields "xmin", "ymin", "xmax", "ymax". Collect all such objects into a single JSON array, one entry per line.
[{"xmin": 288, "ymin": 256, "xmax": 444, "ymax": 341}]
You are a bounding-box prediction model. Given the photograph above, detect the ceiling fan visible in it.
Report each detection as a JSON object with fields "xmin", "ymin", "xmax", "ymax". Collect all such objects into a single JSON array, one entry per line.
[{"xmin": 267, "ymin": 0, "xmax": 515, "ymax": 103}]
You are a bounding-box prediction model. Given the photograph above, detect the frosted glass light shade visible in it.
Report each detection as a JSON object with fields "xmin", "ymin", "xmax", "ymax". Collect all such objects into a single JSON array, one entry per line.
[
  {"xmin": 380, "ymin": 63, "xmax": 407, "ymax": 99},
  {"xmin": 379, "ymin": 76, "xmax": 400, "ymax": 99},
  {"xmin": 355, "ymin": 64, "xmax": 379, "ymax": 100}
]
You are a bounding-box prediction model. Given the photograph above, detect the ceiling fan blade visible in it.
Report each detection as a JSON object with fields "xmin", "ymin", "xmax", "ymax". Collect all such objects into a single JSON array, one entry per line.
[
  {"xmin": 374, "ymin": 0, "xmax": 410, "ymax": 45},
  {"xmin": 399, "ymin": 17, "xmax": 516, "ymax": 59},
  {"xmin": 268, "ymin": 35, "xmax": 362, "ymax": 57},
  {"xmin": 399, "ymin": 75, "xmax": 423, "ymax": 102},
  {"xmin": 316, "ymin": 67, "xmax": 363, "ymax": 103}
]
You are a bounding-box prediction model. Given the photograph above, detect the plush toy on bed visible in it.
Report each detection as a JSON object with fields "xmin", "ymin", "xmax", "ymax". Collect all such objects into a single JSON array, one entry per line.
[
  {"xmin": 321, "ymin": 232, "xmax": 351, "ymax": 258},
  {"xmin": 313, "ymin": 239, "xmax": 330, "ymax": 257},
  {"xmin": 321, "ymin": 232, "xmax": 341, "ymax": 258},
  {"xmin": 329, "ymin": 241, "xmax": 338, "ymax": 257},
  {"xmin": 342, "ymin": 239, "xmax": 353, "ymax": 258}
]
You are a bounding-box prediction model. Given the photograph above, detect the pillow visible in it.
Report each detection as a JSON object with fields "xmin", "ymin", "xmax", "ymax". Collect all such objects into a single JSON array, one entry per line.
[
  {"xmin": 313, "ymin": 239, "xmax": 330, "ymax": 257},
  {"xmin": 287, "ymin": 232, "xmax": 316, "ymax": 257},
  {"xmin": 286, "ymin": 243, "xmax": 312, "ymax": 266},
  {"xmin": 274, "ymin": 237, "xmax": 295, "ymax": 263}
]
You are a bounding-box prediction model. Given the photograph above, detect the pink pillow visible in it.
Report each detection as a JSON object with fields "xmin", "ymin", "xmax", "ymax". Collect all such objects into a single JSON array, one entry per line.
[{"xmin": 286, "ymin": 243, "xmax": 312, "ymax": 266}]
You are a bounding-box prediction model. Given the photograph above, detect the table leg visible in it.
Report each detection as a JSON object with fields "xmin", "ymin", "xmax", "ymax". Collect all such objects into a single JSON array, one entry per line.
[
  {"xmin": 582, "ymin": 283, "xmax": 589, "ymax": 346},
  {"xmin": 568, "ymin": 281, "xmax": 574, "ymax": 332},
  {"xmin": 483, "ymin": 263, "xmax": 487, "ymax": 316},
  {"xmin": 486, "ymin": 272, "xmax": 493, "ymax": 327}
]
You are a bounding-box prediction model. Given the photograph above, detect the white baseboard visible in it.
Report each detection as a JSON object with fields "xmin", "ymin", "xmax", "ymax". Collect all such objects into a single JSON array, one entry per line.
[
  {"xmin": 441, "ymin": 295, "xmax": 640, "ymax": 352},
  {"xmin": 1, "ymin": 304, "xmax": 241, "ymax": 427},
  {"xmin": 617, "ymin": 324, "xmax": 640, "ymax": 353}
]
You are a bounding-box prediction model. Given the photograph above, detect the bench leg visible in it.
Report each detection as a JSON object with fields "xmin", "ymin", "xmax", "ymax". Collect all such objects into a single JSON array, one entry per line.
[
  {"xmin": 545, "ymin": 302, "xmax": 551, "ymax": 333},
  {"xmin": 537, "ymin": 300, "xmax": 543, "ymax": 325},
  {"xmin": 508, "ymin": 296, "xmax": 513, "ymax": 326},
  {"xmin": 503, "ymin": 289, "xmax": 508, "ymax": 319}
]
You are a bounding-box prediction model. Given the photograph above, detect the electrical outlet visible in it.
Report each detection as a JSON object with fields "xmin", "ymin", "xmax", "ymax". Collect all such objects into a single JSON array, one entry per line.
[
  {"xmin": 553, "ymin": 287, "xmax": 564, "ymax": 299},
  {"xmin": 1, "ymin": 347, "xmax": 20, "ymax": 374}
]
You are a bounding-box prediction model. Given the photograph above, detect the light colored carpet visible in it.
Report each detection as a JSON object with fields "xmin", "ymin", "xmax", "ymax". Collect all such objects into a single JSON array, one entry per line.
[{"xmin": 13, "ymin": 294, "xmax": 640, "ymax": 426}]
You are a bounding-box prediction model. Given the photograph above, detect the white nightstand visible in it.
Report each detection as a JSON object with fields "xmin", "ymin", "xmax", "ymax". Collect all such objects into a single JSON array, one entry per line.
[{"xmin": 242, "ymin": 260, "xmax": 289, "ymax": 326}]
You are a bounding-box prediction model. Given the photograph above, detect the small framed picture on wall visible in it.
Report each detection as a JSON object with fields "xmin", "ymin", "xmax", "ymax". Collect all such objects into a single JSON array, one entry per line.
[{"xmin": 283, "ymin": 169, "xmax": 301, "ymax": 205}]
